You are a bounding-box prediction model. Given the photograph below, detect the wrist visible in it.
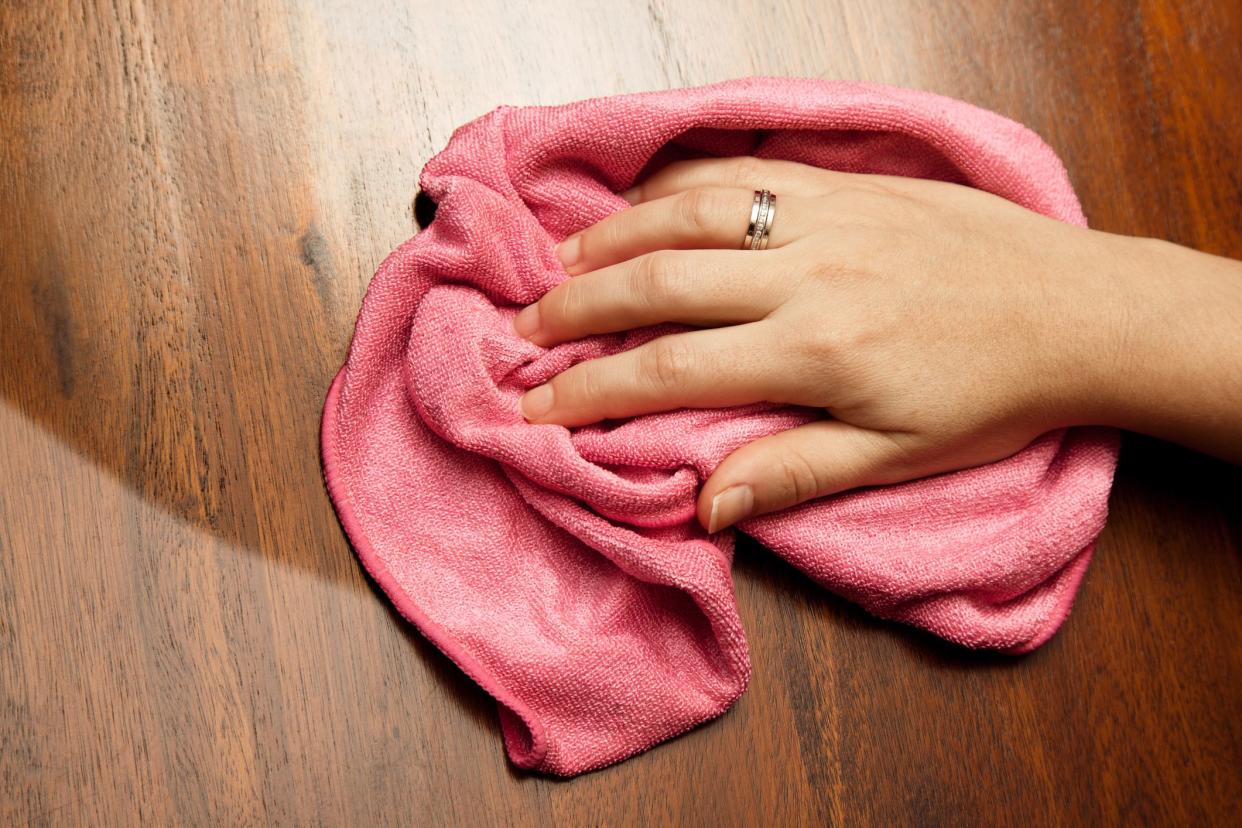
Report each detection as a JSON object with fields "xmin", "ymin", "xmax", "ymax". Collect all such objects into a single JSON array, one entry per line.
[
  {"xmin": 1066, "ymin": 232, "xmax": 1174, "ymax": 430},
  {"xmin": 1058, "ymin": 232, "xmax": 1242, "ymax": 458},
  {"xmin": 1019, "ymin": 226, "xmax": 1152, "ymax": 433}
]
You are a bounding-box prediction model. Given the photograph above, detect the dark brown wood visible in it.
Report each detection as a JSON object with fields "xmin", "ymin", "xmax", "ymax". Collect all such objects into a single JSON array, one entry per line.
[{"xmin": 2, "ymin": 1, "xmax": 1239, "ymax": 824}]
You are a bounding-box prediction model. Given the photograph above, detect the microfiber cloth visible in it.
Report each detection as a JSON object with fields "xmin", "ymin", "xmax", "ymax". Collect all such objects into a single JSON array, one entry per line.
[{"xmin": 320, "ymin": 76, "xmax": 1120, "ymax": 776}]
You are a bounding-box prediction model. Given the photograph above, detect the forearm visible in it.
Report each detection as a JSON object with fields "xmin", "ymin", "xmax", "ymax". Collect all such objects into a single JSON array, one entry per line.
[{"xmin": 1073, "ymin": 233, "xmax": 1242, "ymax": 462}]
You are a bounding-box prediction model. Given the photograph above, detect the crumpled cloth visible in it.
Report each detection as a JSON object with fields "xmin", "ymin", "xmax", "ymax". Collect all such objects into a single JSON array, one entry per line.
[{"xmin": 320, "ymin": 77, "xmax": 1120, "ymax": 776}]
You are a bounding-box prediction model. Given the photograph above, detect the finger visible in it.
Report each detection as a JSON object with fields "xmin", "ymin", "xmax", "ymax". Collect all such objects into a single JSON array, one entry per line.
[
  {"xmin": 623, "ymin": 155, "xmax": 933, "ymax": 205},
  {"xmin": 519, "ymin": 322, "xmax": 781, "ymax": 427},
  {"xmin": 557, "ymin": 186, "xmax": 807, "ymax": 276},
  {"xmin": 624, "ymin": 156, "xmax": 846, "ymax": 204},
  {"xmin": 698, "ymin": 419, "xmax": 922, "ymax": 532},
  {"xmin": 514, "ymin": 248, "xmax": 797, "ymax": 347}
]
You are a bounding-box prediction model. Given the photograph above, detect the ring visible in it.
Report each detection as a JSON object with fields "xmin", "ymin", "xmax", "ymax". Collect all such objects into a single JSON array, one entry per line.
[{"xmin": 742, "ymin": 189, "xmax": 777, "ymax": 250}]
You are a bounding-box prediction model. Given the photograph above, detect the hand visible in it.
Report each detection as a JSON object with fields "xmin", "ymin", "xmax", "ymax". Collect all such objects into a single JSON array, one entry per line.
[{"xmin": 510, "ymin": 156, "xmax": 1238, "ymax": 532}]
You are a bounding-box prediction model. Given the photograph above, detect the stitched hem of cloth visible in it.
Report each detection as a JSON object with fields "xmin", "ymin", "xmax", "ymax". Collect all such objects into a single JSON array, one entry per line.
[{"xmin": 320, "ymin": 364, "xmax": 549, "ymax": 771}]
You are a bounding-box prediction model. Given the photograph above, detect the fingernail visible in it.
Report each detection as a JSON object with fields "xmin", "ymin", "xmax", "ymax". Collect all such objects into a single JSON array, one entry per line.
[
  {"xmin": 708, "ymin": 484, "xmax": 754, "ymax": 533},
  {"xmin": 512, "ymin": 304, "xmax": 540, "ymax": 339},
  {"xmin": 557, "ymin": 234, "xmax": 582, "ymax": 270},
  {"xmin": 520, "ymin": 384, "xmax": 554, "ymax": 420},
  {"xmin": 621, "ymin": 187, "xmax": 641, "ymax": 204}
]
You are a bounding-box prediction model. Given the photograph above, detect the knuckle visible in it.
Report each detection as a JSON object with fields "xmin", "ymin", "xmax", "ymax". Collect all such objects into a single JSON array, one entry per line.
[
  {"xmin": 590, "ymin": 220, "xmax": 621, "ymax": 258},
  {"xmin": 542, "ymin": 282, "xmax": 581, "ymax": 329},
  {"xmin": 774, "ymin": 451, "xmax": 827, "ymax": 504},
  {"xmin": 728, "ymin": 155, "xmax": 764, "ymax": 187},
  {"xmin": 632, "ymin": 251, "xmax": 663, "ymax": 297},
  {"xmin": 577, "ymin": 216, "xmax": 622, "ymax": 263},
  {"xmin": 794, "ymin": 315, "xmax": 864, "ymax": 368},
  {"xmin": 678, "ymin": 187, "xmax": 721, "ymax": 234},
  {"xmin": 549, "ymin": 362, "xmax": 594, "ymax": 409},
  {"xmin": 850, "ymin": 178, "xmax": 899, "ymax": 199},
  {"xmin": 632, "ymin": 251, "xmax": 683, "ymax": 308},
  {"xmin": 836, "ymin": 181, "xmax": 913, "ymax": 225},
  {"xmin": 802, "ymin": 258, "xmax": 850, "ymax": 285},
  {"xmin": 642, "ymin": 337, "xmax": 693, "ymax": 390}
]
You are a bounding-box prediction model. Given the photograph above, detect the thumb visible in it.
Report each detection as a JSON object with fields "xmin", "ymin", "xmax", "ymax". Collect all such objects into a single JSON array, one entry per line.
[{"xmin": 698, "ymin": 419, "xmax": 916, "ymax": 533}]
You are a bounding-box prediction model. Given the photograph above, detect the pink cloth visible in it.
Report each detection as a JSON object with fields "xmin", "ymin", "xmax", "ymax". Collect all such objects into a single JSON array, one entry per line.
[{"xmin": 320, "ymin": 77, "xmax": 1119, "ymax": 776}]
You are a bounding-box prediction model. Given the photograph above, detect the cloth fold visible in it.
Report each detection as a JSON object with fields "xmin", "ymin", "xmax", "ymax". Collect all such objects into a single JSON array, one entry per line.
[{"xmin": 320, "ymin": 77, "xmax": 1119, "ymax": 776}]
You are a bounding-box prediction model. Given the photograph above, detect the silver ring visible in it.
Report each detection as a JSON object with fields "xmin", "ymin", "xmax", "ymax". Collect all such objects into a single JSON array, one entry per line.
[{"xmin": 742, "ymin": 189, "xmax": 777, "ymax": 250}]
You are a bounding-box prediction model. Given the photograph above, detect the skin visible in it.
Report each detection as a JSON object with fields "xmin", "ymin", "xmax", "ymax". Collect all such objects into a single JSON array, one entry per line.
[{"xmin": 510, "ymin": 157, "xmax": 1242, "ymax": 533}]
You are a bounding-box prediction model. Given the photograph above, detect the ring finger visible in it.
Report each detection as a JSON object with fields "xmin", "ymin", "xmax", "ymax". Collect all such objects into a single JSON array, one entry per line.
[{"xmin": 558, "ymin": 186, "xmax": 810, "ymax": 276}]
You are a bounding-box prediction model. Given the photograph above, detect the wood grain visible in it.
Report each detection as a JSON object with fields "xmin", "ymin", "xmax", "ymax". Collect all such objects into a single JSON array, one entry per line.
[{"xmin": 2, "ymin": 1, "xmax": 1239, "ymax": 824}]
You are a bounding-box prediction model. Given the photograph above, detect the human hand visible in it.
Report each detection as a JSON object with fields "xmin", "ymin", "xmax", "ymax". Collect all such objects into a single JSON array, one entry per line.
[{"xmin": 509, "ymin": 157, "xmax": 1187, "ymax": 532}]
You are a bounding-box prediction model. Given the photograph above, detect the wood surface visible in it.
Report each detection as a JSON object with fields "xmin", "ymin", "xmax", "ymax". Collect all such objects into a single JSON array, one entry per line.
[{"xmin": 2, "ymin": 1, "xmax": 1239, "ymax": 825}]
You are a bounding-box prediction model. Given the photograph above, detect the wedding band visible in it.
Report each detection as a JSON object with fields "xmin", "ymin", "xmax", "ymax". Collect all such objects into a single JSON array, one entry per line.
[{"xmin": 742, "ymin": 189, "xmax": 777, "ymax": 250}]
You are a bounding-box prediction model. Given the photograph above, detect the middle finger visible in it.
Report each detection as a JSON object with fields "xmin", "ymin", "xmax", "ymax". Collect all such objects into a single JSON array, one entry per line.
[
  {"xmin": 514, "ymin": 248, "xmax": 798, "ymax": 347},
  {"xmin": 519, "ymin": 321, "xmax": 783, "ymax": 427}
]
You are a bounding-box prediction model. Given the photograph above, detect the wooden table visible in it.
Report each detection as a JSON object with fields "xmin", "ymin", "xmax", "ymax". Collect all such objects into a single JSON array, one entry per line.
[{"xmin": 3, "ymin": 2, "xmax": 1239, "ymax": 824}]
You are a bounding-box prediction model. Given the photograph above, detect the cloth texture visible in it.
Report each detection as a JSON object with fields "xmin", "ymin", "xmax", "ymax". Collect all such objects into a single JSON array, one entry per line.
[{"xmin": 320, "ymin": 77, "xmax": 1120, "ymax": 776}]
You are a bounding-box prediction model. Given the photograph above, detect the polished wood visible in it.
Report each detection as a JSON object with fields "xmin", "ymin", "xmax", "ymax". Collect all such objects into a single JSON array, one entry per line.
[{"xmin": 2, "ymin": 1, "xmax": 1239, "ymax": 824}]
